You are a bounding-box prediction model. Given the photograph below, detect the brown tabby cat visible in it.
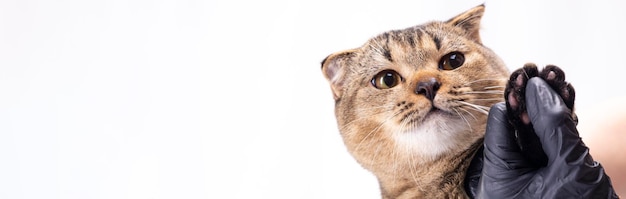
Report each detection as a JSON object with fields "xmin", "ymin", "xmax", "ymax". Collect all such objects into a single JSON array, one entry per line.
[
  {"xmin": 320, "ymin": 4, "xmax": 578, "ymax": 198},
  {"xmin": 321, "ymin": 5, "xmax": 508, "ymax": 198}
]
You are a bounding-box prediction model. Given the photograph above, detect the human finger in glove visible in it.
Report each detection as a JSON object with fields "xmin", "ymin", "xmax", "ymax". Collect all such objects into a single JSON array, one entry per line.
[{"xmin": 465, "ymin": 77, "xmax": 618, "ymax": 198}]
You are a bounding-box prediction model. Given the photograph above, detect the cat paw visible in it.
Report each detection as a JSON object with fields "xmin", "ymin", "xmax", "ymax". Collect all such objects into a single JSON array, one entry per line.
[
  {"xmin": 503, "ymin": 63, "xmax": 576, "ymax": 166},
  {"xmin": 505, "ymin": 64, "xmax": 576, "ymax": 126}
]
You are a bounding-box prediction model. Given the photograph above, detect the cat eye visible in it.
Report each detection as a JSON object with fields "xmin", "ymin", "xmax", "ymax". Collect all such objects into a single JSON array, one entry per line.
[
  {"xmin": 371, "ymin": 70, "xmax": 402, "ymax": 89},
  {"xmin": 439, "ymin": 51, "xmax": 465, "ymax": 70}
]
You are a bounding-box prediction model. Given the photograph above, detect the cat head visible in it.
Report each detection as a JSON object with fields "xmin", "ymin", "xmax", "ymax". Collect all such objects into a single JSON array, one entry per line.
[{"xmin": 321, "ymin": 5, "xmax": 509, "ymax": 175}]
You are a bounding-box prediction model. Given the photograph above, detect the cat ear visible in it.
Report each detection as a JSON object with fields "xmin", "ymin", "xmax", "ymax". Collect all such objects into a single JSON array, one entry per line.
[
  {"xmin": 321, "ymin": 50, "xmax": 355, "ymax": 101},
  {"xmin": 445, "ymin": 4, "xmax": 485, "ymax": 43}
]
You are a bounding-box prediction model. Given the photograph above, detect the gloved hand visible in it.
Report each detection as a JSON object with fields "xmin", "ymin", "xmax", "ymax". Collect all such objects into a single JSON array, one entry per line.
[{"xmin": 465, "ymin": 77, "xmax": 618, "ymax": 198}]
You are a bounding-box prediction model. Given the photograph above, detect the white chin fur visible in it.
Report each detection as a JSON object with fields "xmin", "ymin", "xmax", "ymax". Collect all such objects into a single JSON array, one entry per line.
[{"xmin": 392, "ymin": 113, "xmax": 468, "ymax": 163}]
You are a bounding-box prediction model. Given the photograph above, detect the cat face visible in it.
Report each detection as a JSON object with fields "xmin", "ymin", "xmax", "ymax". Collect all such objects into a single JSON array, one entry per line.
[{"xmin": 321, "ymin": 5, "xmax": 509, "ymax": 175}]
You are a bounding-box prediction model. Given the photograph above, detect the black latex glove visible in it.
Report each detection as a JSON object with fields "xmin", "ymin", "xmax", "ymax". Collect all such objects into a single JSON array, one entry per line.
[{"xmin": 466, "ymin": 78, "xmax": 618, "ymax": 198}]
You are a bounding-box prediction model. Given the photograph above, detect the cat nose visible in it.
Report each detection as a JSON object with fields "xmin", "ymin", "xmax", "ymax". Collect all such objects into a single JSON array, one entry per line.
[{"xmin": 415, "ymin": 77, "xmax": 440, "ymax": 101}]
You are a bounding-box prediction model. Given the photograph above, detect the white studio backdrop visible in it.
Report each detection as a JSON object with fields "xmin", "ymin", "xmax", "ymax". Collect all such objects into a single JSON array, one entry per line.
[{"xmin": 1, "ymin": 0, "xmax": 625, "ymax": 198}]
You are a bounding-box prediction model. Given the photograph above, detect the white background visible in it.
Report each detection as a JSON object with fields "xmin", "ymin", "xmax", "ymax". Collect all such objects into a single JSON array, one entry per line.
[{"xmin": 1, "ymin": 0, "xmax": 625, "ymax": 198}]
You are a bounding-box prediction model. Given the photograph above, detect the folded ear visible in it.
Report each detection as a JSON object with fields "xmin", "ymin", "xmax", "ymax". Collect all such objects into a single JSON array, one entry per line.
[
  {"xmin": 445, "ymin": 4, "xmax": 485, "ymax": 43},
  {"xmin": 321, "ymin": 49, "xmax": 356, "ymax": 101}
]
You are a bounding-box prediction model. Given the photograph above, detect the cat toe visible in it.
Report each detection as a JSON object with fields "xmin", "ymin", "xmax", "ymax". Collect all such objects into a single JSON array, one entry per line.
[
  {"xmin": 503, "ymin": 63, "xmax": 549, "ymax": 167},
  {"xmin": 539, "ymin": 65, "xmax": 566, "ymax": 83},
  {"xmin": 505, "ymin": 63, "xmax": 540, "ymax": 126},
  {"xmin": 562, "ymin": 83, "xmax": 576, "ymax": 111},
  {"xmin": 538, "ymin": 65, "xmax": 576, "ymax": 111}
]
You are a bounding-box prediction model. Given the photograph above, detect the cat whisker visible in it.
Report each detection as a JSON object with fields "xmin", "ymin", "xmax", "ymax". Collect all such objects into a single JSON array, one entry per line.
[
  {"xmin": 368, "ymin": 141, "xmax": 383, "ymax": 171},
  {"xmin": 457, "ymin": 107, "xmax": 478, "ymax": 121},
  {"xmin": 462, "ymin": 78, "xmax": 507, "ymax": 86},
  {"xmin": 458, "ymin": 101, "xmax": 490, "ymax": 115},
  {"xmin": 463, "ymin": 91, "xmax": 504, "ymax": 95},
  {"xmin": 470, "ymin": 98, "xmax": 504, "ymax": 101},
  {"xmin": 338, "ymin": 104, "xmax": 409, "ymax": 136},
  {"xmin": 337, "ymin": 108, "xmax": 394, "ymax": 132},
  {"xmin": 408, "ymin": 152, "xmax": 421, "ymax": 187},
  {"xmin": 483, "ymin": 85, "xmax": 505, "ymax": 90},
  {"xmin": 405, "ymin": 124, "xmax": 421, "ymax": 188},
  {"xmin": 386, "ymin": 115, "xmax": 410, "ymax": 185},
  {"xmin": 391, "ymin": 116, "xmax": 424, "ymax": 187},
  {"xmin": 353, "ymin": 110, "xmax": 403, "ymax": 153},
  {"xmin": 452, "ymin": 108, "xmax": 472, "ymax": 130},
  {"xmin": 522, "ymin": 67, "xmax": 531, "ymax": 79},
  {"xmin": 391, "ymin": 134, "xmax": 400, "ymax": 184},
  {"xmin": 351, "ymin": 104, "xmax": 397, "ymax": 112}
]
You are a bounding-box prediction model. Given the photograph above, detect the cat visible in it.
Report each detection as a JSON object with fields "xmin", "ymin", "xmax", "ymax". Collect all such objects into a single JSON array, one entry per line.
[{"xmin": 320, "ymin": 4, "xmax": 576, "ymax": 198}]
